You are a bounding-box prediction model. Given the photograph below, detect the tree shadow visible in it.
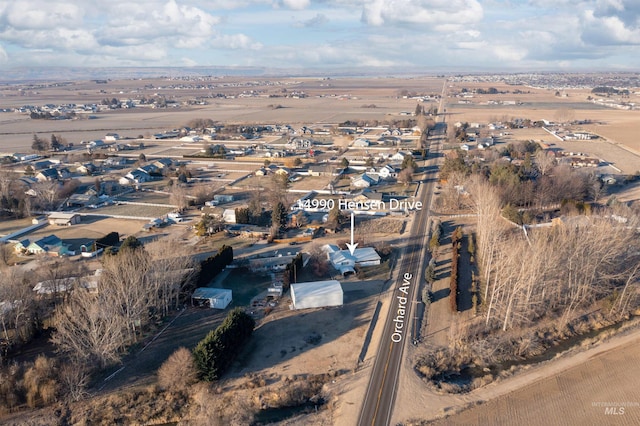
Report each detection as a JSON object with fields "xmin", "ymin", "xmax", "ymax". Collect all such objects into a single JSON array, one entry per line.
[{"xmin": 430, "ymin": 287, "xmax": 451, "ymax": 302}]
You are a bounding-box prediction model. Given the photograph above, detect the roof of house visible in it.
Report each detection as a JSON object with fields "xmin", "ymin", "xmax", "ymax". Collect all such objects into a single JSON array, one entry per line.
[
  {"xmin": 36, "ymin": 234, "xmax": 62, "ymax": 246},
  {"xmin": 37, "ymin": 168, "xmax": 59, "ymax": 179},
  {"xmin": 327, "ymin": 246, "xmax": 381, "ymax": 267},
  {"xmin": 48, "ymin": 212, "xmax": 78, "ymax": 220},
  {"xmin": 192, "ymin": 287, "xmax": 232, "ymax": 300}
]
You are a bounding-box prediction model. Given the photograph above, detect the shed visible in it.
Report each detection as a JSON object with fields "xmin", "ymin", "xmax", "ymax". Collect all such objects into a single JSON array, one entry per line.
[
  {"xmin": 290, "ymin": 280, "xmax": 343, "ymax": 310},
  {"xmin": 48, "ymin": 212, "xmax": 81, "ymax": 226},
  {"xmin": 191, "ymin": 287, "xmax": 232, "ymax": 309}
]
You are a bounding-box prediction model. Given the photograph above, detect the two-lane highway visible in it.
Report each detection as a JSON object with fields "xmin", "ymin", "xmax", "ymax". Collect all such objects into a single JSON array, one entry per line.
[
  {"xmin": 358, "ymin": 81, "xmax": 447, "ymax": 425},
  {"xmin": 358, "ymin": 126, "xmax": 445, "ymax": 426}
]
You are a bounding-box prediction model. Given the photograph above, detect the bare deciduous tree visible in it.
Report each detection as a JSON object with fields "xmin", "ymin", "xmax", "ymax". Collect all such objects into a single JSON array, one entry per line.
[
  {"xmin": 170, "ymin": 184, "xmax": 189, "ymax": 212},
  {"xmin": 534, "ymin": 149, "xmax": 555, "ymax": 176},
  {"xmin": 145, "ymin": 237, "xmax": 198, "ymax": 317},
  {"xmin": 0, "ymin": 269, "xmax": 39, "ymax": 352},
  {"xmin": 51, "ymin": 289, "xmax": 125, "ymax": 368}
]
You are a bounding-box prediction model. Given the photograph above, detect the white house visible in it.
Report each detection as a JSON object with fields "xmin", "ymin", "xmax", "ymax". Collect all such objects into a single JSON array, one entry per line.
[
  {"xmin": 191, "ymin": 288, "xmax": 232, "ymax": 309},
  {"xmin": 378, "ymin": 164, "xmax": 398, "ymax": 179},
  {"xmin": 390, "ymin": 151, "xmax": 411, "ymax": 162},
  {"xmin": 322, "ymin": 244, "xmax": 381, "ymax": 275},
  {"xmin": 353, "ymin": 138, "xmax": 371, "ymax": 147},
  {"xmin": 352, "ymin": 173, "xmax": 380, "ymax": 188},
  {"xmin": 290, "ymin": 280, "xmax": 343, "ymax": 310}
]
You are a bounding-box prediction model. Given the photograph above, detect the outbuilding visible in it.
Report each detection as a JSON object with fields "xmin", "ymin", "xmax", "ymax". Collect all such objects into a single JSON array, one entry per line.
[
  {"xmin": 290, "ymin": 280, "xmax": 343, "ymax": 310},
  {"xmin": 48, "ymin": 212, "xmax": 81, "ymax": 226},
  {"xmin": 191, "ymin": 287, "xmax": 233, "ymax": 309}
]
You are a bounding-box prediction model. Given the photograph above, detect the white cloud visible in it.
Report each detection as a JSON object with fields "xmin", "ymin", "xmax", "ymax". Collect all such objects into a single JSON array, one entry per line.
[
  {"xmin": 0, "ymin": 1, "xmax": 84, "ymax": 30},
  {"xmin": 0, "ymin": 0, "xmax": 638, "ymax": 70},
  {"xmin": 282, "ymin": 0, "xmax": 311, "ymax": 10},
  {"xmin": 361, "ymin": 0, "xmax": 483, "ymax": 29},
  {"xmin": 295, "ymin": 13, "xmax": 329, "ymax": 28},
  {"xmin": 211, "ymin": 33, "xmax": 263, "ymax": 50}
]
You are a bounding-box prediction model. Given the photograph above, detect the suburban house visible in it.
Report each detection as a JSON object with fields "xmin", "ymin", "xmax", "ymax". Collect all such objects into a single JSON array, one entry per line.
[
  {"xmin": 248, "ymin": 255, "xmax": 297, "ymax": 273},
  {"xmin": 255, "ymin": 167, "xmax": 270, "ymax": 176},
  {"xmin": 33, "ymin": 160, "xmax": 58, "ymax": 170},
  {"xmin": 76, "ymin": 163, "xmax": 98, "ymax": 175},
  {"xmin": 24, "ymin": 235, "xmax": 70, "ymax": 256},
  {"xmin": 35, "ymin": 168, "xmax": 60, "ymax": 182},
  {"xmin": 67, "ymin": 192, "xmax": 100, "ymax": 208},
  {"xmin": 58, "ymin": 167, "xmax": 71, "ymax": 179},
  {"xmin": 352, "ymin": 172, "xmax": 380, "ymax": 188},
  {"xmin": 275, "ymin": 167, "xmax": 292, "ymax": 177},
  {"xmin": 390, "ymin": 151, "xmax": 412, "ymax": 162},
  {"xmin": 13, "ymin": 153, "xmax": 39, "ymax": 162},
  {"xmin": 351, "ymin": 188, "xmax": 384, "ymax": 204},
  {"xmin": 286, "ymin": 138, "xmax": 312, "ymax": 150},
  {"xmin": 322, "ymin": 244, "xmax": 381, "ymax": 275},
  {"xmin": 48, "ymin": 212, "xmax": 81, "ymax": 226},
  {"xmin": 13, "ymin": 239, "xmax": 30, "ymax": 253},
  {"xmin": 353, "ymin": 138, "xmax": 371, "ymax": 147},
  {"xmin": 378, "ymin": 164, "xmax": 398, "ymax": 179},
  {"xmin": 87, "ymin": 139, "xmax": 105, "ymax": 149},
  {"xmin": 120, "ymin": 168, "xmax": 151, "ymax": 185},
  {"xmin": 152, "ymin": 158, "xmax": 173, "ymax": 171},
  {"xmin": 104, "ymin": 157, "xmax": 129, "ymax": 168},
  {"xmin": 308, "ymin": 164, "xmax": 339, "ymax": 177}
]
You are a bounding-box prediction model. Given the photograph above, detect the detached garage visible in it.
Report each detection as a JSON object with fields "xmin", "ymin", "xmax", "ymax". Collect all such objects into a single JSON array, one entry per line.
[
  {"xmin": 290, "ymin": 280, "xmax": 343, "ymax": 310},
  {"xmin": 191, "ymin": 288, "xmax": 232, "ymax": 309}
]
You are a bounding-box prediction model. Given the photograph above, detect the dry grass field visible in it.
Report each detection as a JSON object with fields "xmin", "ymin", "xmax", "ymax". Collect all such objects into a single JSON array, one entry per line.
[
  {"xmin": 446, "ymin": 81, "xmax": 640, "ymax": 173},
  {"xmin": 426, "ymin": 332, "xmax": 640, "ymax": 426},
  {"xmin": 0, "ymin": 76, "xmax": 444, "ymax": 152}
]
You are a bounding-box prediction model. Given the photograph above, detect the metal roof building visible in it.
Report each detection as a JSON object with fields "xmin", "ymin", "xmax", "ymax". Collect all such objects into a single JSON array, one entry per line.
[{"xmin": 290, "ymin": 280, "xmax": 343, "ymax": 310}]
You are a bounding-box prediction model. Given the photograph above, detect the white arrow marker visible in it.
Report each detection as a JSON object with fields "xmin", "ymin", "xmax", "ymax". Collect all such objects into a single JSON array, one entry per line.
[{"xmin": 346, "ymin": 211, "xmax": 358, "ymax": 255}]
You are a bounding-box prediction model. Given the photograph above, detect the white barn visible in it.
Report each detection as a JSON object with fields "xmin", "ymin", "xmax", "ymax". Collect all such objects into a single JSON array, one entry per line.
[
  {"xmin": 191, "ymin": 288, "xmax": 232, "ymax": 309},
  {"xmin": 290, "ymin": 280, "xmax": 343, "ymax": 310}
]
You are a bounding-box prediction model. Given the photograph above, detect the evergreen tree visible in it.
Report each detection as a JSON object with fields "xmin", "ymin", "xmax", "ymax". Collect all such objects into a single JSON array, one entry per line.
[{"xmin": 271, "ymin": 201, "xmax": 288, "ymax": 230}]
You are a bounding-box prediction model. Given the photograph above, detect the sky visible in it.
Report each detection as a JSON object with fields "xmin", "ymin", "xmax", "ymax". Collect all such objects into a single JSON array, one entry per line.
[{"xmin": 0, "ymin": 0, "xmax": 639, "ymax": 73}]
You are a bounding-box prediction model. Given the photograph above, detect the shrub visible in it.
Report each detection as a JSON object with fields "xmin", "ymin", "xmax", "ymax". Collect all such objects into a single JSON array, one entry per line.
[{"xmin": 158, "ymin": 347, "xmax": 198, "ymax": 391}]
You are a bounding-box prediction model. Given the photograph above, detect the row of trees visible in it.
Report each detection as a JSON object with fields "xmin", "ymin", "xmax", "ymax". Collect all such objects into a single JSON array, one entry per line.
[
  {"xmin": 31, "ymin": 134, "xmax": 65, "ymax": 152},
  {"xmin": 470, "ymin": 177, "xmax": 640, "ymax": 331},
  {"xmin": 282, "ymin": 253, "xmax": 304, "ymax": 290},
  {"xmin": 449, "ymin": 227, "xmax": 463, "ymax": 313},
  {"xmin": 193, "ymin": 308, "xmax": 255, "ymax": 381},
  {"xmin": 197, "ymin": 245, "xmax": 233, "ymax": 287}
]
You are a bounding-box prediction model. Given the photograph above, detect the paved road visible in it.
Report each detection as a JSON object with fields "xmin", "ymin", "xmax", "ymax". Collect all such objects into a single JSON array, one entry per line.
[{"xmin": 358, "ymin": 82, "xmax": 447, "ymax": 426}]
